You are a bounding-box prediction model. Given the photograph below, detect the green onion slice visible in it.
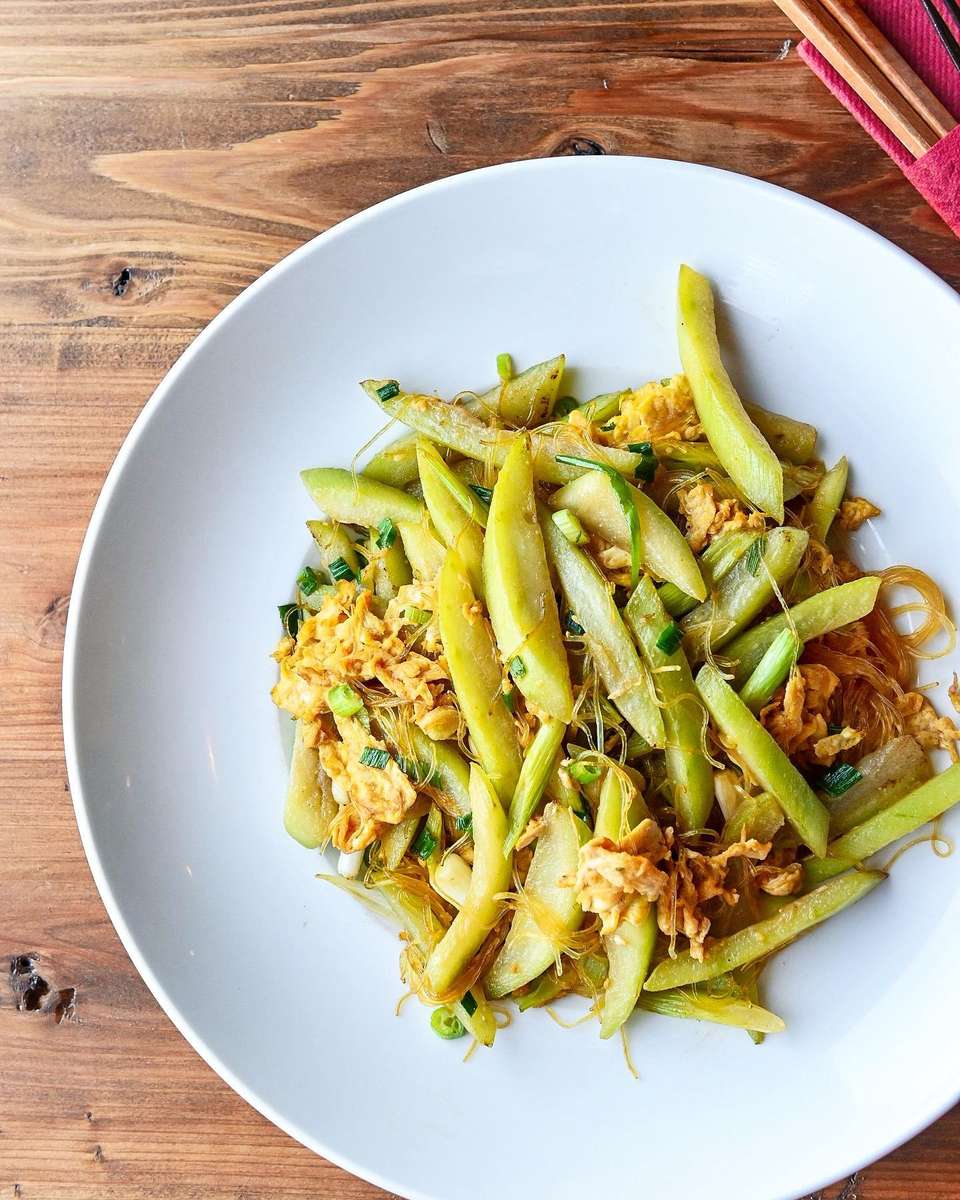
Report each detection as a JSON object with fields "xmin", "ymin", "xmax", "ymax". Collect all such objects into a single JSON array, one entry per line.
[
  {"xmin": 496, "ymin": 352, "xmax": 513, "ymax": 382},
  {"xmin": 568, "ymin": 760, "xmax": 602, "ymax": 786},
  {"xmin": 376, "ymin": 380, "xmax": 400, "ymax": 402},
  {"xmin": 469, "ymin": 484, "xmax": 493, "ymax": 505},
  {"xmin": 656, "ymin": 621, "xmax": 683, "ymax": 655},
  {"xmin": 510, "ymin": 656, "xmax": 527, "ymax": 679},
  {"xmin": 329, "ymin": 556, "xmax": 356, "ymax": 582},
  {"xmin": 552, "ymin": 507, "xmax": 589, "ymax": 545},
  {"xmin": 564, "ymin": 611, "xmax": 585, "ymax": 637},
  {"xmin": 403, "ymin": 606, "xmax": 432, "ymax": 626},
  {"xmin": 745, "ymin": 535, "xmax": 767, "ymax": 577},
  {"xmin": 327, "ymin": 683, "xmax": 363, "ymax": 718},
  {"xmin": 820, "ymin": 762, "xmax": 863, "ymax": 796},
  {"xmin": 555, "ymin": 454, "xmax": 642, "ymax": 588},
  {"xmin": 460, "ymin": 991, "xmax": 478, "ymax": 1016},
  {"xmin": 430, "ymin": 1006, "xmax": 466, "ymax": 1039},
  {"xmin": 359, "ymin": 746, "xmax": 391, "ymax": 770},
  {"xmin": 376, "ymin": 517, "xmax": 396, "ymax": 549},
  {"xmin": 297, "ymin": 566, "xmax": 320, "ymax": 596},
  {"xmin": 454, "ymin": 812, "xmax": 473, "ymax": 834},
  {"xmin": 412, "ymin": 825, "xmax": 438, "ymax": 859},
  {"xmin": 278, "ymin": 603, "xmax": 302, "ymax": 637}
]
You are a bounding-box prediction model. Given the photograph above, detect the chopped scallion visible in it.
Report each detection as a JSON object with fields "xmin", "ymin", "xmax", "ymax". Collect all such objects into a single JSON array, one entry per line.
[
  {"xmin": 278, "ymin": 603, "xmax": 302, "ymax": 637},
  {"xmin": 430, "ymin": 1006, "xmax": 466, "ymax": 1039},
  {"xmin": 469, "ymin": 484, "xmax": 493, "ymax": 505},
  {"xmin": 403, "ymin": 606, "xmax": 432, "ymax": 626},
  {"xmin": 568, "ymin": 760, "xmax": 602, "ymax": 786},
  {"xmin": 454, "ymin": 812, "xmax": 473, "ymax": 834},
  {"xmin": 509, "ymin": 656, "xmax": 527, "ymax": 679},
  {"xmin": 627, "ymin": 441, "xmax": 654, "ymax": 455},
  {"xmin": 745, "ymin": 535, "xmax": 767, "ymax": 577},
  {"xmin": 376, "ymin": 517, "xmax": 396, "ymax": 549},
  {"xmin": 297, "ymin": 566, "xmax": 321, "ymax": 596},
  {"xmin": 564, "ymin": 611, "xmax": 585, "ymax": 637},
  {"xmin": 820, "ymin": 762, "xmax": 863, "ymax": 796},
  {"xmin": 376, "ymin": 380, "xmax": 400, "ymax": 402},
  {"xmin": 552, "ymin": 507, "xmax": 588, "ymax": 545},
  {"xmin": 656, "ymin": 621, "xmax": 683, "ymax": 655},
  {"xmin": 396, "ymin": 754, "xmax": 419, "ymax": 779},
  {"xmin": 496, "ymin": 352, "xmax": 513, "ymax": 382},
  {"xmin": 502, "ymin": 688, "xmax": 516, "ymax": 713},
  {"xmin": 660, "ymin": 377, "xmax": 672, "ymax": 386},
  {"xmin": 359, "ymin": 746, "xmax": 391, "ymax": 770},
  {"xmin": 412, "ymin": 825, "xmax": 438, "ymax": 859},
  {"xmin": 329, "ymin": 555, "xmax": 356, "ymax": 582},
  {"xmin": 460, "ymin": 991, "xmax": 478, "ymax": 1016},
  {"xmin": 327, "ymin": 683, "xmax": 363, "ymax": 718}
]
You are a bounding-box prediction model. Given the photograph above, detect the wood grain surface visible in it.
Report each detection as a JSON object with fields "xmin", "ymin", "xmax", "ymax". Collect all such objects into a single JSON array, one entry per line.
[{"xmin": 1, "ymin": 2, "xmax": 958, "ymax": 1198}]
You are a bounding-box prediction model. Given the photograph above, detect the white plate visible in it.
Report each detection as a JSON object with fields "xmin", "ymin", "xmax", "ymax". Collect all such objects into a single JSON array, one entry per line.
[{"xmin": 64, "ymin": 157, "xmax": 960, "ymax": 1200}]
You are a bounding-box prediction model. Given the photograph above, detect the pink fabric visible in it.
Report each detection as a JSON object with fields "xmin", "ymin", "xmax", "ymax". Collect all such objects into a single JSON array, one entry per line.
[
  {"xmin": 906, "ymin": 123, "xmax": 960, "ymax": 227},
  {"xmin": 798, "ymin": 0, "xmax": 960, "ymax": 232}
]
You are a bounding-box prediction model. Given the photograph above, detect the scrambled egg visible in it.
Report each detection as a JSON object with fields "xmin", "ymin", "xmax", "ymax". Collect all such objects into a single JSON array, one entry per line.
[
  {"xmin": 604, "ymin": 374, "xmax": 702, "ymax": 446},
  {"xmin": 589, "ymin": 541, "xmax": 634, "ymax": 587},
  {"xmin": 572, "ymin": 819, "xmax": 772, "ymax": 959},
  {"xmin": 272, "ymin": 580, "xmax": 451, "ymax": 731},
  {"xmin": 753, "ymin": 862, "xmax": 803, "ymax": 896},
  {"xmin": 897, "ymin": 691, "xmax": 960, "ymax": 759},
  {"xmin": 320, "ymin": 716, "xmax": 418, "ymax": 852},
  {"xmin": 678, "ymin": 482, "xmax": 766, "ymax": 553},
  {"xmin": 272, "ymin": 579, "xmax": 461, "ymax": 851},
  {"xmin": 761, "ymin": 664, "xmax": 854, "ymax": 764},
  {"xmin": 838, "ymin": 497, "xmax": 881, "ymax": 531},
  {"xmin": 813, "ymin": 725, "xmax": 862, "ymax": 762},
  {"xmin": 662, "ymin": 838, "xmax": 770, "ymax": 959},
  {"xmin": 572, "ymin": 821, "xmax": 672, "ymax": 935}
]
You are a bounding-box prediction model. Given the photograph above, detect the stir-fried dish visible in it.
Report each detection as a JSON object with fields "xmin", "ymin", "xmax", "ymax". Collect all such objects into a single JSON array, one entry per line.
[{"xmin": 270, "ymin": 265, "xmax": 960, "ymax": 1051}]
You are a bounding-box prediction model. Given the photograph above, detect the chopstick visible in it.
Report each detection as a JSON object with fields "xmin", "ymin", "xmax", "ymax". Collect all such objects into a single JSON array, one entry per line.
[
  {"xmin": 772, "ymin": 0, "xmax": 953, "ymax": 156},
  {"xmin": 919, "ymin": 0, "xmax": 960, "ymax": 73},
  {"xmin": 819, "ymin": 0, "xmax": 957, "ymax": 137}
]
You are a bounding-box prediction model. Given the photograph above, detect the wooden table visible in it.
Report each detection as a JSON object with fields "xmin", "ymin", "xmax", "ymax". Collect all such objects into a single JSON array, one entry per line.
[{"xmin": 1, "ymin": 2, "xmax": 958, "ymax": 1197}]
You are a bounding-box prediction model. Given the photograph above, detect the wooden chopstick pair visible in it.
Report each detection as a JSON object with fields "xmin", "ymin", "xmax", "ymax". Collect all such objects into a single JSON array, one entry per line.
[{"xmin": 773, "ymin": 0, "xmax": 958, "ymax": 157}]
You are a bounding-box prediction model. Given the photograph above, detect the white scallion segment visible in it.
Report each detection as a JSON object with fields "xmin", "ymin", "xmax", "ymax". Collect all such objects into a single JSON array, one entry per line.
[
  {"xmin": 337, "ymin": 850, "xmax": 364, "ymax": 879},
  {"xmin": 434, "ymin": 853, "xmax": 473, "ymax": 909},
  {"xmin": 551, "ymin": 507, "xmax": 589, "ymax": 545}
]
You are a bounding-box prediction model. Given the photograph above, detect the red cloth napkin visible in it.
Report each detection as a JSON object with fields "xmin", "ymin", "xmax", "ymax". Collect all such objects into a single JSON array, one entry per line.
[{"xmin": 798, "ymin": 0, "xmax": 960, "ymax": 232}]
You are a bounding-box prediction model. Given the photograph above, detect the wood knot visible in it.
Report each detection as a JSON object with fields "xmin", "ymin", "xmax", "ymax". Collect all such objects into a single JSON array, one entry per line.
[
  {"xmin": 10, "ymin": 954, "xmax": 49, "ymax": 1011},
  {"xmin": 8, "ymin": 955, "xmax": 78, "ymax": 1023},
  {"xmin": 552, "ymin": 136, "xmax": 606, "ymax": 156},
  {"xmin": 37, "ymin": 593, "xmax": 70, "ymax": 646},
  {"xmin": 112, "ymin": 267, "xmax": 133, "ymax": 297}
]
